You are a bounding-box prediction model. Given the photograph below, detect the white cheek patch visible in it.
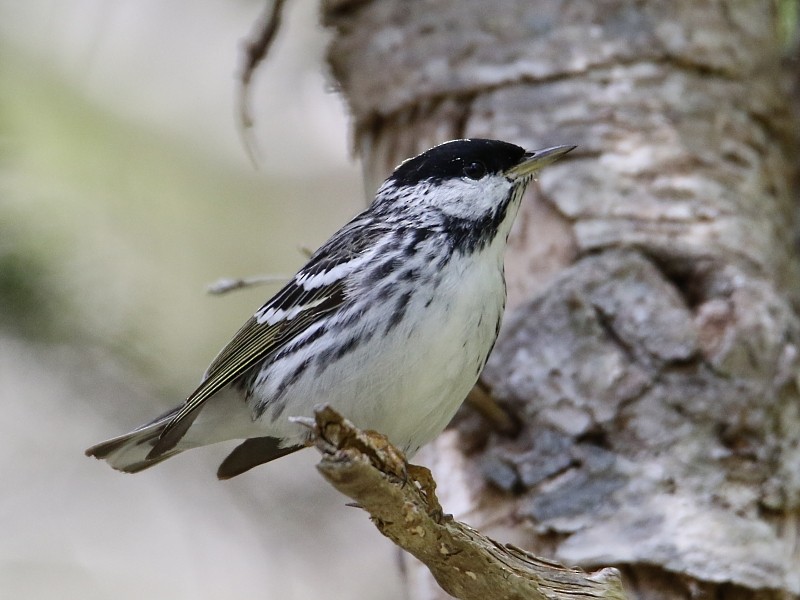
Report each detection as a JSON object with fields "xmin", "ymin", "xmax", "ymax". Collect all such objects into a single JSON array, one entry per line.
[{"xmin": 425, "ymin": 175, "xmax": 512, "ymax": 219}]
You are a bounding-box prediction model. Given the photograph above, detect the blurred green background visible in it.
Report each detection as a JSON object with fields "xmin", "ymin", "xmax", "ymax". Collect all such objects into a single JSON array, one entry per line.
[{"xmin": 0, "ymin": 1, "xmax": 403, "ymax": 598}]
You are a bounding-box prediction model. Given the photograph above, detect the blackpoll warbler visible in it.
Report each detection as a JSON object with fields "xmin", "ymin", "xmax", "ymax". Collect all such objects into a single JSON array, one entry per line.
[{"xmin": 86, "ymin": 139, "xmax": 574, "ymax": 479}]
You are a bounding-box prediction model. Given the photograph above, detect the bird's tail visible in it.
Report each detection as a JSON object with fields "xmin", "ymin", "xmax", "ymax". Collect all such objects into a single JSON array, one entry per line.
[{"xmin": 85, "ymin": 407, "xmax": 182, "ymax": 473}]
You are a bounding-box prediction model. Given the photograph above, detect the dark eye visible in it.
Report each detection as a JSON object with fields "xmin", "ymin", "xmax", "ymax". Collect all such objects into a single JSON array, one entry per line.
[{"xmin": 462, "ymin": 161, "xmax": 487, "ymax": 180}]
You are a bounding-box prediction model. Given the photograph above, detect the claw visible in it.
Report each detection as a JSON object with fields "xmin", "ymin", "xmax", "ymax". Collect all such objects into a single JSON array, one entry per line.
[{"xmin": 406, "ymin": 464, "xmax": 446, "ymax": 523}]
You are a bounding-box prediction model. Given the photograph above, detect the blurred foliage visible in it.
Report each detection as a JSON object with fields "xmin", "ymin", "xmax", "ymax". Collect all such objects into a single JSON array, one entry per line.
[
  {"xmin": 0, "ymin": 45, "xmax": 360, "ymax": 392},
  {"xmin": 0, "ymin": 5, "xmax": 402, "ymax": 599},
  {"xmin": 0, "ymin": 235, "xmax": 62, "ymax": 339}
]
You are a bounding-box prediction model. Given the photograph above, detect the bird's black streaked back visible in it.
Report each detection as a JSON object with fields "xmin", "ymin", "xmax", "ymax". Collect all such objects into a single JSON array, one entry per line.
[{"xmin": 389, "ymin": 139, "xmax": 527, "ymax": 187}]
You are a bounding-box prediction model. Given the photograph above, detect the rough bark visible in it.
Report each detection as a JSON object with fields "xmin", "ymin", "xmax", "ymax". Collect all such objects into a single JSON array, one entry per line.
[{"xmin": 321, "ymin": 1, "xmax": 800, "ymax": 599}]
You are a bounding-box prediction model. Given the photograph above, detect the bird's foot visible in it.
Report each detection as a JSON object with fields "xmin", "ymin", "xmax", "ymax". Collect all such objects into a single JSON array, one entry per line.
[{"xmin": 405, "ymin": 463, "xmax": 449, "ymax": 524}]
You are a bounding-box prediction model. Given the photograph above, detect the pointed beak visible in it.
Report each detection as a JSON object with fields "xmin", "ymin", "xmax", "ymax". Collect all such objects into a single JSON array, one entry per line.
[{"xmin": 506, "ymin": 145, "xmax": 576, "ymax": 180}]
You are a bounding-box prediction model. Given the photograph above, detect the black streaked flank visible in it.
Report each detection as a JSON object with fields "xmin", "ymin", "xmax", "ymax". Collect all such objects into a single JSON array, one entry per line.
[
  {"xmin": 376, "ymin": 280, "xmax": 399, "ymax": 301},
  {"xmin": 385, "ymin": 290, "xmax": 414, "ymax": 334},
  {"xmin": 329, "ymin": 305, "xmax": 365, "ymax": 334},
  {"xmin": 367, "ymin": 256, "xmax": 400, "ymax": 285},
  {"xmin": 335, "ymin": 331, "xmax": 374, "ymax": 360},
  {"xmin": 273, "ymin": 324, "xmax": 328, "ymax": 361},
  {"xmin": 313, "ymin": 329, "xmax": 376, "ymax": 378},
  {"xmin": 258, "ymin": 357, "xmax": 312, "ymax": 419}
]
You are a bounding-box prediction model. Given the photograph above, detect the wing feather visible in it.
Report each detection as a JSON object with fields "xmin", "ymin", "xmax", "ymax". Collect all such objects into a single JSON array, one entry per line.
[
  {"xmin": 148, "ymin": 280, "xmax": 346, "ymax": 458},
  {"xmin": 147, "ymin": 215, "xmax": 393, "ymax": 459},
  {"xmin": 146, "ymin": 216, "xmax": 389, "ymax": 459}
]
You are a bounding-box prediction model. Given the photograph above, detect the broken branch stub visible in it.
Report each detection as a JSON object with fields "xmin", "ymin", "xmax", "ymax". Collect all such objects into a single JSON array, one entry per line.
[{"xmin": 308, "ymin": 405, "xmax": 626, "ymax": 600}]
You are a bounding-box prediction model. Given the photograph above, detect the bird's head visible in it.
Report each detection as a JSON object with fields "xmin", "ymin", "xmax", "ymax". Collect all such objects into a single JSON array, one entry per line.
[{"xmin": 372, "ymin": 139, "xmax": 575, "ymax": 225}]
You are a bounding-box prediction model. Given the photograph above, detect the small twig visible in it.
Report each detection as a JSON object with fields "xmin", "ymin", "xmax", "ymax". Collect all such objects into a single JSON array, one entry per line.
[
  {"xmin": 207, "ymin": 247, "xmax": 313, "ymax": 295},
  {"xmin": 237, "ymin": 0, "xmax": 290, "ymax": 166},
  {"xmin": 465, "ymin": 379, "xmax": 520, "ymax": 436},
  {"xmin": 207, "ymin": 275, "xmax": 288, "ymax": 295},
  {"xmin": 308, "ymin": 406, "xmax": 627, "ymax": 600}
]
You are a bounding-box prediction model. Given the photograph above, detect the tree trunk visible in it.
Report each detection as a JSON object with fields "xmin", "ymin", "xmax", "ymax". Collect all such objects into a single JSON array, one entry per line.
[{"xmin": 321, "ymin": 1, "xmax": 800, "ymax": 598}]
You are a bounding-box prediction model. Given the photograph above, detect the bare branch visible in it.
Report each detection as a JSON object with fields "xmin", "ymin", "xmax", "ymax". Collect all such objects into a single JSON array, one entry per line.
[
  {"xmin": 237, "ymin": 0, "xmax": 290, "ymax": 165},
  {"xmin": 308, "ymin": 406, "xmax": 627, "ymax": 600},
  {"xmin": 207, "ymin": 247, "xmax": 312, "ymax": 295},
  {"xmin": 465, "ymin": 380, "xmax": 520, "ymax": 436},
  {"xmin": 206, "ymin": 275, "xmax": 287, "ymax": 295}
]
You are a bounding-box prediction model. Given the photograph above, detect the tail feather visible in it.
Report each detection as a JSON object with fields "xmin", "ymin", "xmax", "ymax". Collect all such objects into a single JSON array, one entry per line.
[
  {"xmin": 217, "ymin": 437, "xmax": 303, "ymax": 479},
  {"xmin": 85, "ymin": 407, "xmax": 181, "ymax": 473},
  {"xmin": 86, "ymin": 388, "xmax": 289, "ymax": 476}
]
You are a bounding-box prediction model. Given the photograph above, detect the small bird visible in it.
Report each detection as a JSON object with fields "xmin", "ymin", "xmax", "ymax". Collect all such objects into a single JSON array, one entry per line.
[{"xmin": 86, "ymin": 139, "xmax": 574, "ymax": 479}]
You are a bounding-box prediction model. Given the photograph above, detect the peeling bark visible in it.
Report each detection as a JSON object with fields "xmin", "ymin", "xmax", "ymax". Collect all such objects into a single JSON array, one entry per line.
[{"xmin": 320, "ymin": 1, "xmax": 800, "ymax": 599}]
